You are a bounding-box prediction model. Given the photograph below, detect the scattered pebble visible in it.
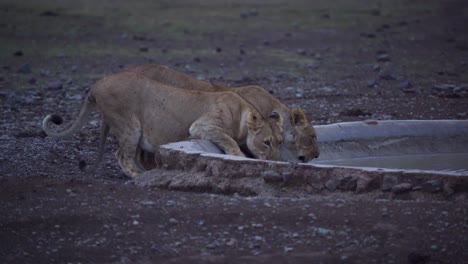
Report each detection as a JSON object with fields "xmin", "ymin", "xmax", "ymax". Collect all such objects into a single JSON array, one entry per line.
[
  {"xmin": 47, "ymin": 80, "xmax": 63, "ymax": 90},
  {"xmin": 391, "ymin": 183, "xmax": 413, "ymax": 194},
  {"xmin": 18, "ymin": 64, "xmax": 31, "ymax": 74},
  {"xmin": 169, "ymin": 218, "xmax": 179, "ymax": 224}
]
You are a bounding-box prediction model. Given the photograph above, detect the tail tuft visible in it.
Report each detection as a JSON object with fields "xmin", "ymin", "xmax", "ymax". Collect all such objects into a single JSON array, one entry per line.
[{"xmin": 49, "ymin": 114, "xmax": 63, "ymax": 125}]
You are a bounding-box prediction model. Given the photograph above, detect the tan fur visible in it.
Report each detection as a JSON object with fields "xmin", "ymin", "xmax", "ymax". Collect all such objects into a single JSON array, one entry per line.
[
  {"xmin": 124, "ymin": 64, "xmax": 319, "ymax": 162},
  {"xmin": 42, "ymin": 72, "xmax": 283, "ymax": 178}
]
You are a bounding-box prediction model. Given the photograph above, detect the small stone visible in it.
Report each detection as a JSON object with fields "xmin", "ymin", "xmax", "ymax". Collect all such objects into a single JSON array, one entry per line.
[
  {"xmin": 47, "ymin": 80, "xmax": 63, "ymax": 90},
  {"xmin": 316, "ymin": 227, "xmax": 333, "ymax": 235},
  {"xmin": 443, "ymin": 184, "xmax": 455, "ymax": 196},
  {"xmin": 391, "ymin": 183, "xmax": 413, "ymax": 194},
  {"xmin": 18, "ymin": 64, "xmax": 31, "ymax": 74},
  {"xmin": 206, "ymin": 242, "xmax": 217, "ymax": 249},
  {"xmin": 283, "ymin": 246, "xmax": 294, "ymax": 253},
  {"xmin": 296, "ymin": 49, "xmax": 307, "ymax": 55},
  {"xmin": 169, "ymin": 218, "xmax": 179, "ymax": 224},
  {"xmin": 325, "ymin": 178, "xmax": 339, "ymax": 191},
  {"xmin": 378, "ymin": 71, "xmax": 396, "ymax": 80},
  {"xmin": 367, "ymin": 80, "xmax": 378, "ymax": 87},
  {"xmin": 215, "ymin": 47, "xmax": 222, "ymax": 53},
  {"xmin": 381, "ymin": 207, "xmax": 390, "ymax": 217},
  {"xmin": 240, "ymin": 12, "xmax": 249, "ymax": 19},
  {"xmin": 381, "ymin": 175, "xmax": 398, "ymax": 191},
  {"xmin": 193, "ymin": 57, "xmax": 201, "ymax": 63},
  {"xmin": 371, "ymin": 8, "xmax": 381, "ymax": 16},
  {"xmin": 421, "ymin": 180, "xmax": 442, "ymax": 193},
  {"xmin": 66, "ymin": 94, "xmax": 83, "ymax": 100},
  {"xmin": 226, "ymin": 238, "xmax": 237, "ymax": 246},
  {"xmin": 261, "ymin": 170, "xmax": 282, "ymax": 183},
  {"xmin": 14, "ymin": 50, "xmax": 23, "ymax": 57},
  {"xmin": 376, "ymin": 53, "xmax": 390, "ymax": 62},
  {"xmin": 338, "ymin": 175, "xmax": 357, "ymax": 191},
  {"xmin": 399, "ymin": 81, "xmax": 412, "ymax": 90}
]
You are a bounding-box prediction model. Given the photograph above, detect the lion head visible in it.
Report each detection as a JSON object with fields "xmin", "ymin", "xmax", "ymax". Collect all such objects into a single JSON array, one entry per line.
[{"xmin": 246, "ymin": 111, "xmax": 283, "ymax": 161}]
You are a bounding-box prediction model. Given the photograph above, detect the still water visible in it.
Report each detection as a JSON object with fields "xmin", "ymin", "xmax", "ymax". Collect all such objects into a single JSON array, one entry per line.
[{"xmin": 314, "ymin": 153, "xmax": 468, "ymax": 174}]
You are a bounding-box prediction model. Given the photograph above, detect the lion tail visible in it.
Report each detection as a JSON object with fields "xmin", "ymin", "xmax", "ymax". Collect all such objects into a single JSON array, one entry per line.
[{"xmin": 42, "ymin": 93, "xmax": 96, "ymax": 138}]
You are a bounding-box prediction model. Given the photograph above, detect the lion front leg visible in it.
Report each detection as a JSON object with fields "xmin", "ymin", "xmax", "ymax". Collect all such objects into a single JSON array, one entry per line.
[{"xmin": 189, "ymin": 116, "xmax": 245, "ymax": 157}]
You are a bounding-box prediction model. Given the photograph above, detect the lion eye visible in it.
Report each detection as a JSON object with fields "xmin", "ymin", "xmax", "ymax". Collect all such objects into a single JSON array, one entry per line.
[{"xmin": 263, "ymin": 140, "xmax": 271, "ymax": 146}]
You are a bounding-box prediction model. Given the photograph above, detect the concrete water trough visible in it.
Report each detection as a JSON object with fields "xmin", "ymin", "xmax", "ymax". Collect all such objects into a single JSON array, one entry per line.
[{"xmin": 136, "ymin": 120, "xmax": 468, "ymax": 199}]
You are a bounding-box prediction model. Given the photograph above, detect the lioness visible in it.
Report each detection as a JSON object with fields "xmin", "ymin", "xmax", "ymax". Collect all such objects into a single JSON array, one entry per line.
[
  {"xmin": 42, "ymin": 72, "xmax": 284, "ymax": 178},
  {"xmin": 125, "ymin": 64, "xmax": 320, "ymax": 163}
]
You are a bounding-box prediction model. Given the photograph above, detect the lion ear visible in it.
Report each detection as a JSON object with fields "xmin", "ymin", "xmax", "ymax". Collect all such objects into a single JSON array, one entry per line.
[
  {"xmin": 247, "ymin": 112, "xmax": 264, "ymax": 134},
  {"xmin": 269, "ymin": 111, "xmax": 283, "ymax": 129},
  {"xmin": 290, "ymin": 108, "xmax": 308, "ymax": 127}
]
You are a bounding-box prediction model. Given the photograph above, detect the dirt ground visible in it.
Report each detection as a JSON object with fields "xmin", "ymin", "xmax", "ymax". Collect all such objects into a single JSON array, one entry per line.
[{"xmin": 1, "ymin": 0, "xmax": 467, "ymax": 263}]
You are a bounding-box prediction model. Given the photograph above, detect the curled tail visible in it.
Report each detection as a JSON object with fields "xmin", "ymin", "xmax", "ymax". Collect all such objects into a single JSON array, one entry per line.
[{"xmin": 42, "ymin": 94, "xmax": 96, "ymax": 138}]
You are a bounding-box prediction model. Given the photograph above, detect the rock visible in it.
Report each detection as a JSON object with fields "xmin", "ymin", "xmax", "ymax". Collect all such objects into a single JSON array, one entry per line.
[
  {"xmin": 325, "ymin": 178, "xmax": 339, "ymax": 191},
  {"xmin": 13, "ymin": 50, "xmax": 23, "ymax": 57},
  {"xmin": 316, "ymin": 227, "xmax": 333, "ymax": 235},
  {"xmin": 356, "ymin": 176, "xmax": 373, "ymax": 193},
  {"xmin": 421, "ymin": 180, "xmax": 442, "ymax": 193},
  {"xmin": 367, "ymin": 80, "xmax": 378, "ymax": 88},
  {"xmin": 18, "ymin": 64, "xmax": 31, "ymax": 74},
  {"xmin": 378, "ymin": 71, "xmax": 396, "ymax": 80},
  {"xmin": 399, "ymin": 81, "xmax": 417, "ymax": 93},
  {"xmin": 193, "ymin": 57, "xmax": 201, "ymax": 63},
  {"xmin": 66, "ymin": 94, "xmax": 83, "ymax": 101},
  {"xmin": 226, "ymin": 238, "xmax": 237, "ymax": 246},
  {"xmin": 371, "ymin": 8, "xmax": 381, "ymax": 16},
  {"xmin": 169, "ymin": 218, "xmax": 179, "ymax": 224},
  {"xmin": 296, "ymin": 49, "xmax": 307, "ymax": 56},
  {"xmin": 399, "ymin": 81, "xmax": 412, "ymax": 89},
  {"xmin": 431, "ymin": 84, "xmax": 468, "ymax": 98},
  {"xmin": 381, "ymin": 175, "xmax": 398, "ymax": 191},
  {"xmin": 337, "ymin": 175, "xmax": 357, "ymax": 191},
  {"xmin": 376, "ymin": 53, "xmax": 390, "ymax": 62},
  {"xmin": 240, "ymin": 12, "xmax": 249, "ymax": 19},
  {"xmin": 443, "ymin": 184, "xmax": 455, "ymax": 196},
  {"xmin": 391, "ymin": 183, "xmax": 413, "ymax": 194},
  {"xmin": 261, "ymin": 170, "xmax": 282, "ymax": 183},
  {"xmin": 47, "ymin": 80, "xmax": 63, "ymax": 90},
  {"xmin": 206, "ymin": 242, "xmax": 217, "ymax": 249},
  {"xmin": 283, "ymin": 246, "xmax": 294, "ymax": 253}
]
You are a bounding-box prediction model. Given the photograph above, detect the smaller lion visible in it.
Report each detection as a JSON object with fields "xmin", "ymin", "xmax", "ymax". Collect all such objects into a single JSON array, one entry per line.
[
  {"xmin": 42, "ymin": 72, "xmax": 284, "ymax": 178},
  {"xmin": 124, "ymin": 64, "xmax": 320, "ymax": 163}
]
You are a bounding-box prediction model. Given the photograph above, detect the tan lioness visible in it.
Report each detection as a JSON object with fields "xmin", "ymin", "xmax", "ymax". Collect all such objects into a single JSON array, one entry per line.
[
  {"xmin": 125, "ymin": 64, "xmax": 320, "ymax": 163},
  {"xmin": 42, "ymin": 72, "xmax": 284, "ymax": 178}
]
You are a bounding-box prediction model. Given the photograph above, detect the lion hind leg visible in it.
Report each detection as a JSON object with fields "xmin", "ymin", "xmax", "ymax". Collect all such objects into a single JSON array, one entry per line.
[
  {"xmin": 189, "ymin": 116, "xmax": 245, "ymax": 157},
  {"xmin": 113, "ymin": 117, "xmax": 145, "ymax": 178}
]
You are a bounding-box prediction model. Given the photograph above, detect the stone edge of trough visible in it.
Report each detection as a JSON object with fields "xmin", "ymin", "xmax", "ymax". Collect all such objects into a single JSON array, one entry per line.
[{"xmin": 135, "ymin": 140, "xmax": 468, "ymax": 199}]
